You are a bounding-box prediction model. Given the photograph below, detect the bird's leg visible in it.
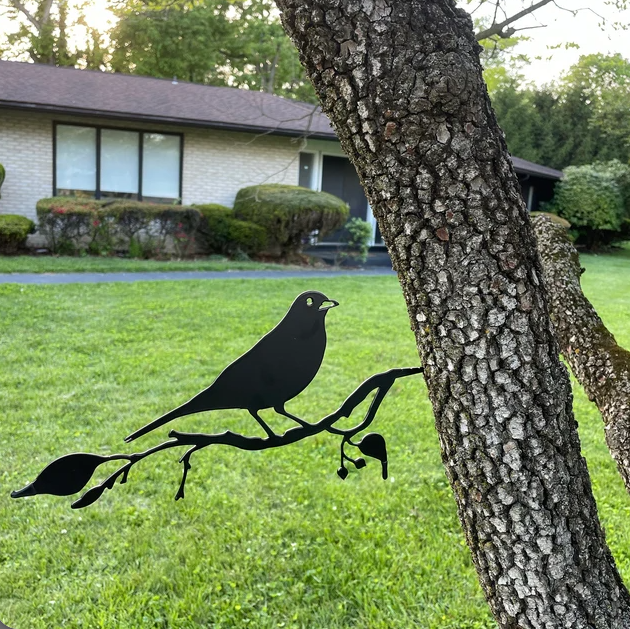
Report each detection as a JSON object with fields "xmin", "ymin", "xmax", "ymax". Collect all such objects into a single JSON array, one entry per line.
[
  {"xmin": 249, "ymin": 409, "xmax": 277, "ymax": 438},
  {"xmin": 274, "ymin": 405, "xmax": 313, "ymax": 428}
]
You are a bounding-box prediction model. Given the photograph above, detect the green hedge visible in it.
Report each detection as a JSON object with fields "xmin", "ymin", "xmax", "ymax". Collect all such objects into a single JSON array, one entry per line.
[
  {"xmin": 36, "ymin": 198, "xmax": 202, "ymax": 257},
  {"xmin": 194, "ymin": 204, "xmax": 267, "ymax": 256},
  {"xmin": 0, "ymin": 214, "xmax": 35, "ymax": 254},
  {"xmin": 233, "ymin": 184, "xmax": 349, "ymax": 256},
  {"xmin": 549, "ymin": 160, "xmax": 630, "ymax": 248}
]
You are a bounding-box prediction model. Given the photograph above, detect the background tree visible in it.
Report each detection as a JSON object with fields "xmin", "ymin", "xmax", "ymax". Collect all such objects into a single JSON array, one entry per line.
[
  {"xmin": 274, "ymin": 0, "xmax": 630, "ymax": 625},
  {"xmin": 108, "ymin": 0, "xmax": 233, "ymax": 84},
  {"xmin": 490, "ymin": 54, "xmax": 630, "ymax": 170},
  {"xmin": 0, "ymin": 0, "xmax": 105, "ymax": 66},
  {"xmin": 109, "ymin": 0, "xmax": 317, "ymax": 101},
  {"xmin": 1, "ymin": 0, "xmax": 74, "ymax": 64}
]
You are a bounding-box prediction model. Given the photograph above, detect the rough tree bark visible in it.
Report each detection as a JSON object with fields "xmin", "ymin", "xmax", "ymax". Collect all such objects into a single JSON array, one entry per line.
[
  {"xmin": 274, "ymin": 1, "xmax": 630, "ymax": 627},
  {"xmin": 533, "ymin": 216, "xmax": 630, "ymax": 495}
]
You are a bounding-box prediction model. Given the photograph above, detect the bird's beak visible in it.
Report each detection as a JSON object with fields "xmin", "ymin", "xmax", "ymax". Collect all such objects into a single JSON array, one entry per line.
[{"xmin": 319, "ymin": 299, "xmax": 339, "ymax": 311}]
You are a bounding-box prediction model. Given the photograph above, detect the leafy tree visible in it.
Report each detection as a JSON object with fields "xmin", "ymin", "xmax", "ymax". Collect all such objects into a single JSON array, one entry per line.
[
  {"xmin": 109, "ymin": 0, "xmax": 234, "ymax": 84},
  {"xmin": 490, "ymin": 54, "xmax": 630, "ymax": 170},
  {"xmin": 549, "ymin": 161, "xmax": 627, "ymax": 247},
  {"xmin": 560, "ymin": 53, "xmax": 630, "ymax": 161},
  {"xmin": 0, "ymin": 0, "xmax": 104, "ymax": 67},
  {"xmin": 1, "ymin": 0, "xmax": 74, "ymax": 64},
  {"xmin": 109, "ymin": 0, "xmax": 317, "ymax": 101}
]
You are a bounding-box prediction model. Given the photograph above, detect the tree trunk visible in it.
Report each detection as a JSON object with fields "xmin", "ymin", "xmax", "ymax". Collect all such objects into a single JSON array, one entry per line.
[
  {"xmin": 533, "ymin": 216, "xmax": 630, "ymax": 495},
  {"xmin": 274, "ymin": 1, "xmax": 630, "ymax": 626}
]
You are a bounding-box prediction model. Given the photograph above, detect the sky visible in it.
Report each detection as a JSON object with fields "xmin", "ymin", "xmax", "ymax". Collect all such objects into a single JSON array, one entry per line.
[
  {"xmin": 460, "ymin": 0, "xmax": 630, "ymax": 85},
  {"xmin": 1, "ymin": 0, "xmax": 629, "ymax": 86}
]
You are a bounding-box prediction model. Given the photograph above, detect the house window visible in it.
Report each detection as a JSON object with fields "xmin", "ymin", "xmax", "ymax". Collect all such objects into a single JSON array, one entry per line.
[
  {"xmin": 100, "ymin": 129, "xmax": 140, "ymax": 200},
  {"xmin": 55, "ymin": 125, "xmax": 97, "ymax": 197},
  {"xmin": 54, "ymin": 123, "xmax": 182, "ymax": 202},
  {"xmin": 299, "ymin": 152, "xmax": 316, "ymax": 189},
  {"xmin": 142, "ymin": 133, "xmax": 181, "ymax": 202}
]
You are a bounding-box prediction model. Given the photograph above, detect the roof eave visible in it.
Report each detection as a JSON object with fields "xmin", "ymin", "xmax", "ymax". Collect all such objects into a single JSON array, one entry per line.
[
  {"xmin": 515, "ymin": 167, "xmax": 563, "ymax": 180},
  {"xmin": 0, "ymin": 101, "xmax": 339, "ymax": 141}
]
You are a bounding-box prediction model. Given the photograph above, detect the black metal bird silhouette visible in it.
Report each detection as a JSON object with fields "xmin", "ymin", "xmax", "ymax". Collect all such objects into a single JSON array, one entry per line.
[{"xmin": 125, "ymin": 291, "xmax": 339, "ymax": 442}]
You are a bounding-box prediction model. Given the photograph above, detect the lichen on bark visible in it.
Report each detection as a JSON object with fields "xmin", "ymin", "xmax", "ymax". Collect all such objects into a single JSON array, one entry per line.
[
  {"xmin": 533, "ymin": 215, "xmax": 630, "ymax": 496},
  {"xmin": 275, "ymin": 0, "xmax": 630, "ymax": 626}
]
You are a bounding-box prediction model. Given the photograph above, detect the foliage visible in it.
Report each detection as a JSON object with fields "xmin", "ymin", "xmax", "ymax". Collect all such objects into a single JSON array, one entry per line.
[
  {"xmin": 234, "ymin": 184, "xmax": 349, "ymax": 257},
  {"xmin": 336, "ymin": 217, "xmax": 372, "ymax": 265},
  {"xmin": 0, "ymin": 265, "xmax": 629, "ymax": 627},
  {"xmin": 0, "ymin": 0, "xmax": 106, "ymax": 68},
  {"xmin": 549, "ymin": 161, "xmax": 630, "ymax": 248},
  {"xmin": 36, "ymin": 197, "xmax": 202, "ymax": 257},
  {"xmin": 194, "ymin": 203, "xmax": 267, "ymax": 256},
  {"xmin": 109, "ymin": 0, "xmax": 316, "ymax": 102},
  {"xmin": 492, "ymin": 54, "xmax": 630, "ymax": 170},
  {"xmin": 0, "ymin": 214, "xmax": 35, "ymax": 254},
  {"xmin": 0, "ymin": 163, "xmax": 5, "ymax": 199},
  {"xmin": 35, "ymin": 197, "xmax": 104, "ymax": 255}
]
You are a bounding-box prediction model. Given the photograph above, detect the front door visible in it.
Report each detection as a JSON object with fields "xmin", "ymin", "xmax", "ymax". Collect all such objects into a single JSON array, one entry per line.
[{"xmin": 320, "ymin": 155, "xmax": 372, "ymax": 243}]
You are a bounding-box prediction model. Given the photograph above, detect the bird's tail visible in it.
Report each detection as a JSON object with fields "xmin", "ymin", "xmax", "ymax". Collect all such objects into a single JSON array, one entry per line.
[{"xmin": 124, "ymin": 398, "xmax": 205, "ymax": 443}]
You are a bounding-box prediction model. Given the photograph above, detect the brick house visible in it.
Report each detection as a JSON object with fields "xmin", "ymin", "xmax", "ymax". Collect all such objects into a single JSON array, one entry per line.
[{"xmin": 0, "ymin": 60, "xmax": 562, "ymax": 247}]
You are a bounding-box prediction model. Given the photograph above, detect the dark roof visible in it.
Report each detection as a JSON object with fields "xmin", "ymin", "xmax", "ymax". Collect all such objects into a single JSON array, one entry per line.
[
  {"xmin": 0, "ymin": 60, "xmax": 335, "ymax": 139},
  {"xmin": 0, "ymin": 60, "xmax": 563, "ymax": 179},
  {"xmin": 511, "ymin": 156, "xmax": 563, "ymax": 180}
]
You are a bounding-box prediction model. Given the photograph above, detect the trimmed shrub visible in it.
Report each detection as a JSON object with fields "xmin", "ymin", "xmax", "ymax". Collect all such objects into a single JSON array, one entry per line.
[
  {"xmin": 0, "ymin": 214, "xmax": 35, "ymax": 254},
  {"xmin": 101, "ymin": 201, "xmax": 202, "ymax": 257},
  {"xmin": 36, "ymin": 197, "xmax": 201, "ymax": 257},
  {"xmin": 36, "ymin": 197, "xmax": 105, "ymax": 255},
  {"xmin": 194, "ymin": 204, "xmax": 267, "ymax": 255},
  {"xmin": 549, "ymin": 161, "xmax": 630, "ymax": 248},
  {"xmin": 233, "ymin": 184, "xmax": 349, "ymax": 256},
  {"xmin": 336, "ymin": 217, "xmax": 373, "ymax": 265}
]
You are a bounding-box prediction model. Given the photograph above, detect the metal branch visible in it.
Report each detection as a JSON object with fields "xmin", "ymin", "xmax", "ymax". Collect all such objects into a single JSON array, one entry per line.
[{"xmin": 13, "ymin": 368, "xmax": 422, "ymax": 508}]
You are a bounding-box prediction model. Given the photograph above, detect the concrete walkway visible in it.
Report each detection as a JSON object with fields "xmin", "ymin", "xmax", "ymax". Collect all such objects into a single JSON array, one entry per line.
[{"xmin": 0, "ymin": 268, "xmax": 396, "ymax": 285}]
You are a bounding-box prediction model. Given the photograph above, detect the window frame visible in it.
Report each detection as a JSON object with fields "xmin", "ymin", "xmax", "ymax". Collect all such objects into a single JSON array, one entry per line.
[{"xmin": 52, "ymin": 121, "xmax": 184, "ymax": 203}]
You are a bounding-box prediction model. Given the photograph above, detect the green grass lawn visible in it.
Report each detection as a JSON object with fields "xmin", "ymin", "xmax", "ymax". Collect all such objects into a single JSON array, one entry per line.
[
  {"xmin": 0, "ymin": 255, "xmax": 301, "ymax": 274},
  {"xmin": 0, "ymin": 249, "xmax": 628, "ymax": 628}
]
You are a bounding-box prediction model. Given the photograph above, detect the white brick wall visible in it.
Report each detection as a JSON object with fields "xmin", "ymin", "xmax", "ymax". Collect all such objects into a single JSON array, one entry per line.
[
  {"xmin": 0, "ymin": 110, "xmax": 52, "ymax": 222},
  {"xmin": 0, "ymin": 109, "xmax": 325, "ymax": 223},
  {"xmin": 182, "ymin": 128, "xmax": 301, "ymax": 206}
]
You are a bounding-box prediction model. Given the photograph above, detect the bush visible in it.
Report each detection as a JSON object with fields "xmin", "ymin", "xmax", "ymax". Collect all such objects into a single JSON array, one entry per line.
[
  {"xmin": 233, "ymin": 184, "xmax": 349, "ymax": 256},
  {"xmin": 36, "ymin": 197, "xmax": 105, "ymax": 255},
  {"xmin": 102, "ymin": 201, "xmax": 202, "ymax": 257},
  {"xmin": 0, "ymin": 163, "xmax": 5, "ymax": 199},
  {"xmin": 0, "ymin": 214, "xmax": 35, "ymax": 254},
  {"xmin": 549, "ymin": 161, "xmax": 630, "ymax": 248},
  {"xmin": 194, "ymin": 204, "xmax": 267, "ymax": 256},
  {"xmin": 336, "ymin": 217, "xmax": 372, "ymax": 265},
  {"xmin": 36, "ymin": 197, "xmax": 201, "ymax": 257}
]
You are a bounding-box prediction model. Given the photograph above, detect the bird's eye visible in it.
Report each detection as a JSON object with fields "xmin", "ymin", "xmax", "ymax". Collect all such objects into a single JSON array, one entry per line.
[{"xmin": 306, "ymin": 297, "xmax": 313, "ymax": 307}]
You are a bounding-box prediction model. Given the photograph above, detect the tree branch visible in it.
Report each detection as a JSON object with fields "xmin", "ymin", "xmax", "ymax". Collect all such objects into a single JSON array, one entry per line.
[
  {"xmin": 9, "ymin": 0, "xmax": 41, "ymax": 30},
  {"xmin": 533, "ymin": 216, "xmax": 630, "ymax": 495},
  {"xmin": 40, "ymin": 0, "xmax": 54, "ymax": 27},
  {"xmin": 475, "ymin": 0, "xmax": 553, "ymax": 40},
  {"xmin": 11, "ymin": 367, "xmax": 423, "ymax": 509}
]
